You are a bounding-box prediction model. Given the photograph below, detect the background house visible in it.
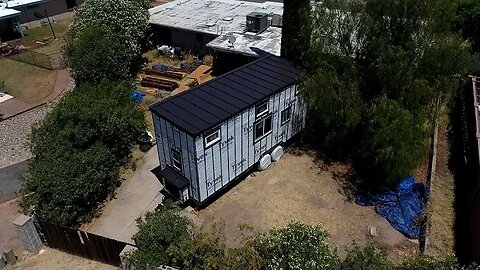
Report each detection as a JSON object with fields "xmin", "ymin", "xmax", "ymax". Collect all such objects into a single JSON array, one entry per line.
[
  {"xmin": 4, "ymin": 0, "xmax": 81, "ymax": 24},
  {"xmin": 148, "ymin": 0, "xmax": 283, "ymax": 74}
]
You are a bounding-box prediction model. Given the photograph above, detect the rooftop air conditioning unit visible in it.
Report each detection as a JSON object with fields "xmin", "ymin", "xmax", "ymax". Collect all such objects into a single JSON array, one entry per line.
[{"xmin": 246, "ymin": 12, "xmax": 268, "ymax": 33}]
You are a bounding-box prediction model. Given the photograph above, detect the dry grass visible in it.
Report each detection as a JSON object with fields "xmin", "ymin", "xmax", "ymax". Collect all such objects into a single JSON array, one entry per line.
[
  {"xmin": 425, "ymin": 108, "xmax": 455, "ymax": 258},
  {"xmin": 0, "ymin": 58, "xmax": 56, "ymax": 104},
  {"xmin": 142, "ymin": 50, "xmax": 183, "ymax": 68},
  {"xmin": 194, "ymin": 152, "xmax": 418, "ymax": 261},
  {"xmin": 6, "ymin": 248, "xmax": 115, "ymax": 270},
  {"xmin": 25, "ymin": 19, "xmax": 72, "ymax": 42}
]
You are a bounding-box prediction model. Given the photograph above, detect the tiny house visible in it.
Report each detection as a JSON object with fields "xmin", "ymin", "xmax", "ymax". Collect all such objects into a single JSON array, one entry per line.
[{"xmin": 150, "ymin": 55, "xmax": 306, "ymax": 206}]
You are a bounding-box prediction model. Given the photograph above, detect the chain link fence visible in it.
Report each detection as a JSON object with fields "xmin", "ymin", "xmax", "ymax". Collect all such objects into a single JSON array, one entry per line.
[{"xmin": 6, "ymin": 49, "xmax": 64, "ymax": 70}]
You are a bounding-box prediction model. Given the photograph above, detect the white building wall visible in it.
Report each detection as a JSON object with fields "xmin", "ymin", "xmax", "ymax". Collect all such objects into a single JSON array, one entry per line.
[
  {"xmin": 194, "ymin": 84, "xmax": 305, "ymax": 203},
  {"xmin": 153, "ymin": 114, "xmax": 199, "ymax": 201}
]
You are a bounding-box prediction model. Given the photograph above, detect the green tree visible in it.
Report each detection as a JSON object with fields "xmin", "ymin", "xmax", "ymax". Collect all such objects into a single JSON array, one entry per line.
[
  {"xmin": 255, "ymin": 222, "xmax": 339, "ymax": 270},
  {"xmin": 341, "ymin": 245, "xmax": 394, "ymax": 270},
  {"xmin": 302, "ymin": 0, "xmax": 468, "ymax": 188},
  {"xmin": 281, "ymin": 0, "xmax": 312, "ymax": 66},
  {"xmin": 64, "ymin": 27, "xmax": 132, "ymax": 84},
  {"xmin": 19, "ymin": 80, "xmax": 145, "ymax": 227},
  {"xmin": 168, "ymin": 227, "xmax": 226, "ymax": 270},
  {"xmin": 20, "ymin": 144, "xmax": 119, "ymax": 226},
  {"xmin": 131, "ymin": 202, "xmax": 189, "ymax": 269},
  {"xmin": 456, "ymin": 0, "xmax": 480, "ymax": 53},
  {"xmin": 64, "ymin": 0, "xmax": 149, "ymax": 84},
  {"xmin": 357, "ymin": 97, "xmax": 429, "ymax": 187}
]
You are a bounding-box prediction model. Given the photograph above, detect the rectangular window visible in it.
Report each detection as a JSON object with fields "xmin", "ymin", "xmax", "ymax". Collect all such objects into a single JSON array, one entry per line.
[
  {"xmin": 255, "ymin": 101, "xmax": 269, "ymax": 118},
  {"xmin": 171, "ymin": 149, "xmax": 182, "ymax": 172},
  {"xmin": 281, "ymin": 107, "xmax": 291, "ymax": 125},
  {"xmin": 204, "ymin": 128, "xmax": 220, "ymax": 148},
  {"xmin": 254, "ymin": 115, "xmax": 273, "ymax": 141}
]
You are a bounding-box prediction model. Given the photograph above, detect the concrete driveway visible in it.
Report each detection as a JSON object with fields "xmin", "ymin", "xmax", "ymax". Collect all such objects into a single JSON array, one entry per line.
[
  {"xmin": 82, "ymin": 146, "xmax": 163, "ymax": 244},
  {"xmin": 0, "ymin": 160, "xmax": 28, "ymax": 203}
]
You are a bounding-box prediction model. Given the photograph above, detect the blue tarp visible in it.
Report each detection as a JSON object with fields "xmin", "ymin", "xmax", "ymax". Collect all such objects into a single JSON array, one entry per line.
[
  {"xmin": 152, "ymin": 64, "xmax": 169, "ymax": 72},
  {"xmin": 355, "ymin": 176, "xmax": 428, "ymax": 239},
  {"xmin": 131, "ymin": 91, "xmax": 145, "ymax": 104}
]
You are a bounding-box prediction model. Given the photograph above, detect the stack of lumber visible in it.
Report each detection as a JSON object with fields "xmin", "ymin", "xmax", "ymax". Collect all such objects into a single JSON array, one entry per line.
[
  {"xmin": 141, "ymin": 76, "xmax": 179, "ymax": 91},
  {"xmin": 187, "ymin": 65, "xmax": 213, "ymax": 85},
  {"xmin": 144, "ymin": 68, "xmax": 186, "ymax": 80}
]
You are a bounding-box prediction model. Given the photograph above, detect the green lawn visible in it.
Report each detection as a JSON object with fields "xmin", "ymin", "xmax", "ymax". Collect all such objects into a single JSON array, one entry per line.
[
  {"xmin": 26, "ymin": 20, "xmax": 71, "ymax": 41},
  {"xmin": 0, "ymin": 58, "xmax": 56, "ymax": 103},
  {"xmin": 26, "ymin": 19, "xmax": 71, "ymax": 55}
]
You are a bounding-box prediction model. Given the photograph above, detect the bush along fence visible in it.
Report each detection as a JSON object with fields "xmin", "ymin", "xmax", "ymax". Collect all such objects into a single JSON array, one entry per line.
[
  {"xmin": 11, "ymin": 214, "xmax": 136, "ymax": 267},
  {"xmin": 6, "ymin": 49, "xmax": 64, "ymax": 70}
]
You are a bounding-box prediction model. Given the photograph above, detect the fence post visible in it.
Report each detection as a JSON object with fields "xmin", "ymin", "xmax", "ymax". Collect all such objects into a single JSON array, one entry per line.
[
  {"xmin": 12, "ymin": 215, "xmax": 43, "ymax": 253},
  {"xmin": 31, "ymin": 51, "xmax": 37, "ymax": 66},
  {"xmin": 119, "ymin": 245, "xmax": 138, "ymax": 270}
]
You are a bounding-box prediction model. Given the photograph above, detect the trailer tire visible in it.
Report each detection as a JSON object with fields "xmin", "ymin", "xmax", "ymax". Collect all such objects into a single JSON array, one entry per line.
[
  {"xmin": 271, "ymin": 145, "xmax": 284, "ymax": 162},
  {"xmin": 258, "ymin": 154, "xmax": 272, "ymax": 171}
]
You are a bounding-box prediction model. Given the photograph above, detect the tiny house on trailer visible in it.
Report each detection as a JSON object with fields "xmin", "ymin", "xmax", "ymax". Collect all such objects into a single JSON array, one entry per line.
[{"xmin": 149, "ymin": 55, "xmax": 306, "ymax": 205}]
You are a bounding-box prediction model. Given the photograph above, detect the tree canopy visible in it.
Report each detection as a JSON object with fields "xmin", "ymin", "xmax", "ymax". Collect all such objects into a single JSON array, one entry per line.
[
  {"xmin": 64, "ymin": 0, "xmax": 149, "ymax": 84},
  {"xmin": 299, "ymin": 0, "xmax": 469, "ymax": 187},
  {"xmin": 130, "ymin": 208, "xmax": 478, "ymax": 270},
  {"xmin": 20, "ymin": 80, "xmax": 145, "ymax": 227}
]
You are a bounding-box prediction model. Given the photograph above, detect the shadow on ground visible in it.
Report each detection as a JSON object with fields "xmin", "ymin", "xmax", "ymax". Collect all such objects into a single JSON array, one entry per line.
[{"xmin": 448, "ymin": 83, "xmax": 479, "ymax": 264}]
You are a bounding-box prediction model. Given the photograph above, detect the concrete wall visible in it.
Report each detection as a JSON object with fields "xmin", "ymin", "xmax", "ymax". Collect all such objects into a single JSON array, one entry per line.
[{"xmin": 0, "ymin": 160, "xmax": 27, "ymax": 203}]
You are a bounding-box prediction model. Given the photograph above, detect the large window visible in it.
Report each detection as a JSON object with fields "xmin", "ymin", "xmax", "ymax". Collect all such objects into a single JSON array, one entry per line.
[
  {"xmin": 171, "ymin": 149, "xmax": 182, "ymax": 172},
  {"xmin": 254, "ymin": 115, "xmax": 272, "ymax": 141},
  {"xmin": 204, "ymin": 128, "xmax": 220, "ymax": 148},
  {"xmin": 255, "ymin": 101, "xmax": 269, "ymax": 118},
  {"xmin": 281, "ymin": 107, "xmax": 291, "ymax": 125}
]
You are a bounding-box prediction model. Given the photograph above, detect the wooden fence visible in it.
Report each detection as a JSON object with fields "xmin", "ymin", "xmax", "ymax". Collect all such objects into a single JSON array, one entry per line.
[{"xmin": 33, "ymin": 217, "xmax": 128, "ymax": 266}]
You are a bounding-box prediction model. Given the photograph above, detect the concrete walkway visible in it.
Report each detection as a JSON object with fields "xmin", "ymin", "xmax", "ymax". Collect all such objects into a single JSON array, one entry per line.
[
  {"xmin": 0, "ymin": 160, "xmax": 28, "ymax": 203},
  {"xmin": 82, "ymin": 146, "xmax": 163, "ymax": 244}
]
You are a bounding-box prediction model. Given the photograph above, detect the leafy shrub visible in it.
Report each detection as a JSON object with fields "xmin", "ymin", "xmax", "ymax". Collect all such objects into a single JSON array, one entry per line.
[
  {"xmin": 255, "ymin": 222, "xmax": 339, "ymax": 270},
  {"xmin": 64, "ymin": 0, "xmax": 149, "ymax": 84},
  {"xmin": 341, "ymin": 245, "xmax": 394, "ymax": 270},
  {"xmin": 19, "ymin": 80, "xmax": 145, "ymax": 227},
  {"xmin": 131, "ymin": 202, "xmax": 189, "ymax": 269}
]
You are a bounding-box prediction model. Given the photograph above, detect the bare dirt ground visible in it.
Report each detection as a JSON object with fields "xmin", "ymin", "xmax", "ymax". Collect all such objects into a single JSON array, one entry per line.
[
  {"xmin": 193, "ymin": 151, "xmax": 418, "ymax": 260},
  {"xmin": 0, "ymin": 199, "xmax": 22, "ymax": 255},
  {"xmin": 426, "ymin": 112, "xmax": 455, "ymax": 258},
  {"xmin": 6, "ymin": 248, "xmax": 115, "ymax": 270}
]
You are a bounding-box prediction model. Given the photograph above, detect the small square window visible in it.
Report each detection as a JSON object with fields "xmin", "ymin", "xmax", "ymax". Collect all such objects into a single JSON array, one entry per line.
[
  {"xmin": 281, "ymin": 107, "xmax": 291, "ymax": 125},
  {"xmin": 255, "ymin": 101, "xmax": 269, "ymax": 118},
  {"xmin": 254, "ymin": 115, "xmax": 273, "ymax": 141},
  {"xmin": 171, "ymin": 149, "xmax": 182, "ymax": 172},
  {"xmin": 204, "ymin": 128, "xmax": 221, "ymax": 148}
]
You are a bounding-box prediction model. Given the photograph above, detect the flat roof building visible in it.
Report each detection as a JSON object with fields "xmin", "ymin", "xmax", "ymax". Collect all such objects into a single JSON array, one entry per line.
[{"xmin": 148, "ymin": 0, "xmax": 283, "ymax": 74}]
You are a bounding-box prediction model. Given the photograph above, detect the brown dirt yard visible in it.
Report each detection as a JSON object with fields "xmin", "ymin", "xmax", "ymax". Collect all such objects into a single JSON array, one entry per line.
[
  {"xmin": 193, "ymin": 151, "xmax": 418, "ymax": 259},
  {"xmin": 6, "ymin": 247, "xmax": 115, "ymax": 270}
]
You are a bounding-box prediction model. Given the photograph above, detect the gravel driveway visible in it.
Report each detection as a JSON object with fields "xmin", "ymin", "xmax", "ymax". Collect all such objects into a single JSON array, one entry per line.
[{"xmin": 0, "ymin": 106, "xmax": 48, "ymax": 169}]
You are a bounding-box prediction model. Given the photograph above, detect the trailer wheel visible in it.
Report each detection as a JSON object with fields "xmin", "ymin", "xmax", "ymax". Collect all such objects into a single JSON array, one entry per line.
[
  {"xmin": 258, "ymin": 154, "xmax": 272, "ymax": 171},
  {"xmin": 271, "ymin": 145, "xmax": 284, "ymax": 162}
]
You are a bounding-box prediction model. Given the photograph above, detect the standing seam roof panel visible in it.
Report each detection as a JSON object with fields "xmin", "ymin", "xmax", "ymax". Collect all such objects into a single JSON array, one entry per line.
[
  {"xmin": 247, "ymin": 65, "xmax": 294, "ymax": 85},
  {"xmin": 150, "ymin": 55, "xmax": 303, "ymax": 136},
  {"xmin": 214, "ymin": 79, "xmax": 264, "ymax": 100},
  {"xmin": 190, "ymin": 90, "xmax": 240, "ymax": 113},
  {"xmin": 238, "ymin": 67, "xmax": 287, "ymax": 88}
]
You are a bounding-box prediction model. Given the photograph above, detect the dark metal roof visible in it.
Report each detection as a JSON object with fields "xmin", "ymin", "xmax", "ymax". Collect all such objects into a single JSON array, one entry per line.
[
  {"xmin": 150, "ymin": 55, "xmax": 303, "ymax": 136},
  {"xmin": 152, "ymin": 166, "xmax": 189, "ymax": 190}
]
